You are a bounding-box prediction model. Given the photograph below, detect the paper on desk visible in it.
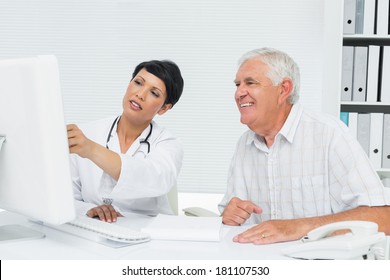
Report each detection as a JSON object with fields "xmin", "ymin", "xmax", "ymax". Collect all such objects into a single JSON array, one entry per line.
[{"xmin": 141, "ymin": 214, "xmax": 222, "ymax": 242}]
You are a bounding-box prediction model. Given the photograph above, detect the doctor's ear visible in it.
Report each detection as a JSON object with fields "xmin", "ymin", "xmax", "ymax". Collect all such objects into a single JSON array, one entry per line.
[{"xmin": 157, "ymin": 103, "xmax": 172, "ymax": 115}]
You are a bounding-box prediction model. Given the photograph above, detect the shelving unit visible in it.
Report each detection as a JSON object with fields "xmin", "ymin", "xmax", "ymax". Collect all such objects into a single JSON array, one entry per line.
[{"xmin": 341, "ymin": 0, "xmax": 390, "ymax": 178}]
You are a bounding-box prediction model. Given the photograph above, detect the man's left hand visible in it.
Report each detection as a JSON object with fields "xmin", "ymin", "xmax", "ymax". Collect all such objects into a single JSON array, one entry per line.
[{"xmin": 233, "ymin": 219, "xmax": 309, "ymax": 244}]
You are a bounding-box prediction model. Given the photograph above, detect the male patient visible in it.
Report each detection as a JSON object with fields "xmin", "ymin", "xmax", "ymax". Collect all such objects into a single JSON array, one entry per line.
[{"xmin": 218, "ymin": 47, "xmax": 390, "ymax": 244}]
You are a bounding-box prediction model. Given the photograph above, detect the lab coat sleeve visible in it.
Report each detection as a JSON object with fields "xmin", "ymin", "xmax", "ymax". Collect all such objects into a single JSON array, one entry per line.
[{"xmin": 112, "ymin": 133, "xmax": 183, "ymax": 199}]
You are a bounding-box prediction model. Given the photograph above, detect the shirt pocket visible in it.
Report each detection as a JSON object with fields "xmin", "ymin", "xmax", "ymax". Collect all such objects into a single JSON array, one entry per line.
[{"xmin": 291, "ymin": 175, "xmax": 329, "ymax": 218}]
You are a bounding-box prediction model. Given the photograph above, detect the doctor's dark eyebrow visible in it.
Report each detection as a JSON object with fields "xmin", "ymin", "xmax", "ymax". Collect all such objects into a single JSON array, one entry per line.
[
  {"xmin": 136, "ymin": 74, "xmax": 164, "ymax": 94},
  {"xmin": 134, "ymin": 75, "xmax": 145, "ymax": 82}
]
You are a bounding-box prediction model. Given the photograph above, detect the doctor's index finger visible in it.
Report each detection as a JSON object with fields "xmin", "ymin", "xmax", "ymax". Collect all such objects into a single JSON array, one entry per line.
[
  {"xmin": 66, "ymin": 123, "xmax": 79, "ymax": 132},
  {"xmin": 67, "ymin": 124, "xmax": 84, "ymax": 139}
]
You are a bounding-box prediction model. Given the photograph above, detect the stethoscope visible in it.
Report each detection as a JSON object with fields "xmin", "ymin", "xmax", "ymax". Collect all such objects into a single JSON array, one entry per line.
[{"xmin": 105, "ymin": 116, "xmax": 153, "ymax": 153}]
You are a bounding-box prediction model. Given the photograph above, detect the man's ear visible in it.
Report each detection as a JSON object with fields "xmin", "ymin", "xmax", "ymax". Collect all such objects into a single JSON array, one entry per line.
[
  {"xmin": 157, "ymin": 103, "xmax": 172, "ymax": 115},
  {"xmin": 278, "ymin": 78, "xmax": 293, "ymax": 104}
]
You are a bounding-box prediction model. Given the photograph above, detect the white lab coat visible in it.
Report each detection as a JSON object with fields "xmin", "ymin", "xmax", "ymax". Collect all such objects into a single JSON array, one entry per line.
[{"xmin": 70, "ymin": 116, "xmax": 183, "ymax": 216}]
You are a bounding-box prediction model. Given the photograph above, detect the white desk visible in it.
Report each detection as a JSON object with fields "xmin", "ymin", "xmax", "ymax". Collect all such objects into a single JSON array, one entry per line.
[{"xmin": 0, "ymin": 211, "xmax": 293, "ymax": 260}]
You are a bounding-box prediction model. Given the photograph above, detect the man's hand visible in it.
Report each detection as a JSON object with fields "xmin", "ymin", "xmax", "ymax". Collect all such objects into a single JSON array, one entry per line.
[
  {"xmin": 222, "ymin": 197, "xmax": 262, "ymax": 226},
  {"xmin": 233, "ymin": 219, "xmax": 310, "ymax": 244},
  {"xmin": 232, "ymin": 206, "xmax": 390, "ymax": 245},
  {"xmin": 86, "ymin": 204, "xmax": 124, "ymax": 223}
]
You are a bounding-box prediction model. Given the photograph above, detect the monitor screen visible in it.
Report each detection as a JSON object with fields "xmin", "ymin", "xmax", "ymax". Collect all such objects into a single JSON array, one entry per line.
[{"xmin": 0, "ymin": 55, "xmax": 75, "ymax": 242}]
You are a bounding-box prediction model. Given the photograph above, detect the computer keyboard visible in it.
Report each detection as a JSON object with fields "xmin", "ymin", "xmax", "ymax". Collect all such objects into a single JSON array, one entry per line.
[{"xmin": 48, "ymin": 215, "xmax": 151, "ymax": 246}]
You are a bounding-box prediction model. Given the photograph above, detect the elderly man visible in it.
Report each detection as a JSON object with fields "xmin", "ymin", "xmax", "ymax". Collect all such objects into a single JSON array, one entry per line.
[{"xmin": 219, "ymin": 47, "xmax": 390, "ymax": 244}]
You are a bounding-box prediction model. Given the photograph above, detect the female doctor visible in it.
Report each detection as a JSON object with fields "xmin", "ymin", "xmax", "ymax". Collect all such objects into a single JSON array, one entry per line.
[{"xmin": 67, "ymin": 60, "xmax": 184, "ymax": 222}]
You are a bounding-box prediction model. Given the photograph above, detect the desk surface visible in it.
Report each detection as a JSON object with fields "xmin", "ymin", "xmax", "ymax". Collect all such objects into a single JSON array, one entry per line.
[{"xmin": 0, "ymin": 211, "xmax": 293, "ymax": 260}]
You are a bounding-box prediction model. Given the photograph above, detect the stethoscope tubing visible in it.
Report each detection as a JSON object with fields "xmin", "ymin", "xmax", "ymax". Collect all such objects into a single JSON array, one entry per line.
[{"xmin": 105, "ymin": 116, "xmax": 152, "ymax": 153}]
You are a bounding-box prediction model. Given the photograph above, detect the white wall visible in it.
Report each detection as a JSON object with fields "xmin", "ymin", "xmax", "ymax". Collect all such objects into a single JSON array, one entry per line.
[{"xmin": 0, "ymin": 0, "xmax": 334, "ymax": 195}]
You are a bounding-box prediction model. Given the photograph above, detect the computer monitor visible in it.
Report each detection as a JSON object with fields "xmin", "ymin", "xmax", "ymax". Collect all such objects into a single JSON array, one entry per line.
[{"xmin": 0, "ymin": 55, "xmax": 75, "ymax": 242}]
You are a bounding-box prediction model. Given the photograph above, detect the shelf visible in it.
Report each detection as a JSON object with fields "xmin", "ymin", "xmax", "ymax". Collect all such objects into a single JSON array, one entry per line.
[
  {"xmin": 377, "ymin": 169, "xmax": 390, "ymax": 178},
  {"xmin": 343, "ymin": 34, "xmax": 390, "ymax": 46},
  {"xmin": 341, "ymin": 101, "xmax": 390, "ymax": 106},
  {"xmin": 340, "ymin": 103, "xmax": 390, "ymax": 113}
]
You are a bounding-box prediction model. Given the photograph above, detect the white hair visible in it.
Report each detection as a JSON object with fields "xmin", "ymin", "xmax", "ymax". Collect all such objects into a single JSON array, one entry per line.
[{"xmin": 238, "ymin": 47, "xmax": 300, "ymax": 104}]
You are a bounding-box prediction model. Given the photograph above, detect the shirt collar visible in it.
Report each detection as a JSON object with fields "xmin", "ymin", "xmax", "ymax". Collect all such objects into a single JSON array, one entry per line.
[
  {"xmin": 245, "ymin": 102, "xmax": 303, "ymax": 146},
  {"xmin": 278, "ymin": 102, "xmax": 303, "ymax": 144}
]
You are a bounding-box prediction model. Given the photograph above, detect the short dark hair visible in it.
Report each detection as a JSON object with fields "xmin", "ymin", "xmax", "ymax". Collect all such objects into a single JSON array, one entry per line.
[{"xmin": 132, "ymin": 60, "xmax": 184, "ymax": 107}]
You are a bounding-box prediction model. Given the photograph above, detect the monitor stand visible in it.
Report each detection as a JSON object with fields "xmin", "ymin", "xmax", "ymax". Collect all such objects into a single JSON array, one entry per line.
[
  {"xmin": 1, "ymin": 135, "xmax": 45, "ymax": 242},
  {"xmin": 0, "ymin": 224, "xmax": 45, "ymax": 243}
]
